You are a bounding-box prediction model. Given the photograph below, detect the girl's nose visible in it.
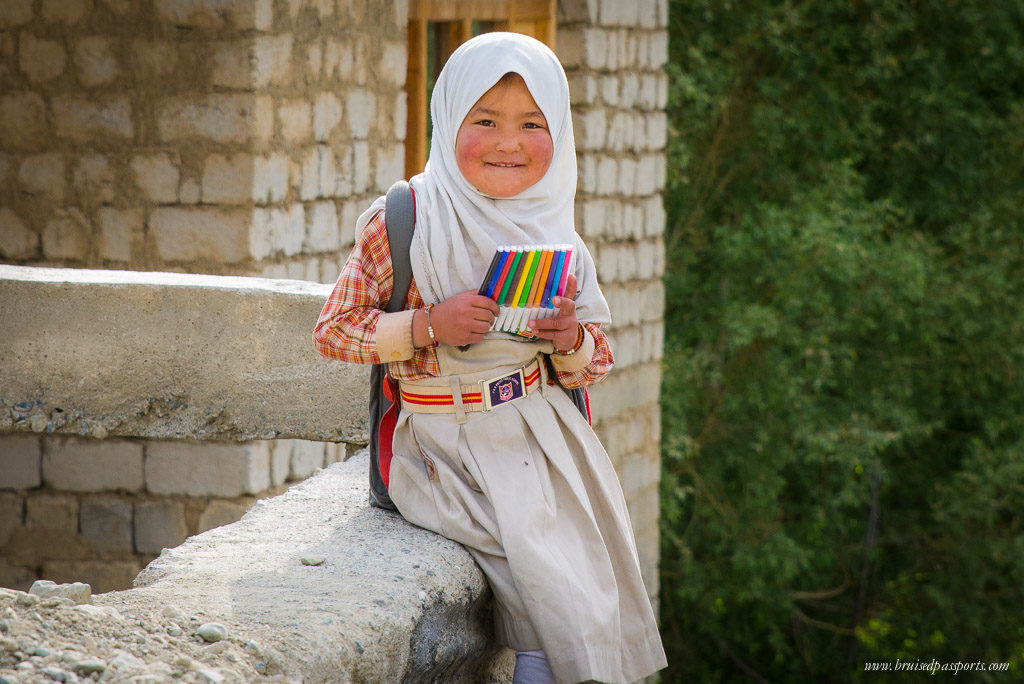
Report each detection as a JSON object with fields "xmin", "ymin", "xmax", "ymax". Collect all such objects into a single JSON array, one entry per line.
[{"xmin": 495, "ymin": 134, "xmax": 521, "ymax": 152}]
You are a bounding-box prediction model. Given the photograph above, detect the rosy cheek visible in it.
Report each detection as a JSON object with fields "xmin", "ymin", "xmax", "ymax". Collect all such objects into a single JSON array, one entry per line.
[{"xmin": 456, "ymin": 129, "xmax": 487, "ymax": 168}]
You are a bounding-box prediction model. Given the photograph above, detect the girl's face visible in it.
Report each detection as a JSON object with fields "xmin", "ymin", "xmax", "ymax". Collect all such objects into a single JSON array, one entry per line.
[{"xmin": 455, "ymin": 74, "xmax": 554, "ymax": 198}]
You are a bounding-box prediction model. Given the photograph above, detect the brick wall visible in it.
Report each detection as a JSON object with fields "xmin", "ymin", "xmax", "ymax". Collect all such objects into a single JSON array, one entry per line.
[
  {"xmin": 0, "ymin": 0, "xmax": 668, "ymax": 601},
  {"xmin": 0, "ymin": 0, "xmax": 406, "ymax": 279},
  {"xmin": 558, "ymin": 0, "xmax": 669, "ymax": 600},
  {"xmin": 0, "ymin": 434, "xmax": 350, "ymax": 592}
]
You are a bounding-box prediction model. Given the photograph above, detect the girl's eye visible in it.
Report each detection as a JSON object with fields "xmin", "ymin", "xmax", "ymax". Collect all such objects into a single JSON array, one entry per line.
[
  {"xmin": 523, "ymin": 122, "xmax": 545, "ymax": 130},
  {"xmin": 475, "ymin": 119, "xmax": 495, "ymax": 127}
]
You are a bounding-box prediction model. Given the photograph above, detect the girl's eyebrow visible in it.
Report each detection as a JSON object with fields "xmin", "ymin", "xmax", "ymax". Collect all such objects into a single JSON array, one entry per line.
[{"xmin": 471, "ymin": 106, "xmax": 546, "ymax": 119}]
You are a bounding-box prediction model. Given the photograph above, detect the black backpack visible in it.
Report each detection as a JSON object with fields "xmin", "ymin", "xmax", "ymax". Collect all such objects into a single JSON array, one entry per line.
[{"xmin": 367, "ymin": 180, "xmax": 591, "ymax": 511}]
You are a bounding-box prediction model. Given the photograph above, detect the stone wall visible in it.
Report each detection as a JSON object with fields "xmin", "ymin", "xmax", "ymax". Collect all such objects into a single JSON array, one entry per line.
[
  {"xmin": 0, "ymin": 0, "xmax": 669, "ymax": 608},
  {"xmin": 558, "ymin": 0, "xmax": 669, "ymax": 599},
  {"xmin": 0, "ymin": 0, "xmax": 407, "ymax": 279}
]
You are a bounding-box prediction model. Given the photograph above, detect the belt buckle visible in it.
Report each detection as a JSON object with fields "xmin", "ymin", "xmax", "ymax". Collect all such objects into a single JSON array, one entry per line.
[{"xmin": 480, "ymin": 367, "xmax": 527, "ymax": 411}]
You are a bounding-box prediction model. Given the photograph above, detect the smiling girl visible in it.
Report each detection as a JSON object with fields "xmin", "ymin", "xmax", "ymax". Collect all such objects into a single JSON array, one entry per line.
[{"xmin": 314, "ymin": 33, "xmax": 666, "ymax": 683}]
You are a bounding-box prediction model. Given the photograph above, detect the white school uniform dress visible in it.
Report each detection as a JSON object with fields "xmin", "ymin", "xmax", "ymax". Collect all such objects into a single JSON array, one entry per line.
[{"xmin": 358, "ymin": 32, "xmax": 667, "ymax": 684}]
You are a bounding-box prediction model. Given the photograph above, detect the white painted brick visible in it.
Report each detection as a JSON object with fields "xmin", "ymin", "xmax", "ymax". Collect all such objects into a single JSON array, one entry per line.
[
  {"xmin": 270, "ymin": 440, "xmax": 291, "ymax": 487},
  {"xmin": 374, "ymin": 143, "xmax": 403, "ymax": 192},
  {"xmin": 596, "ymin": 156, "xmax": 618, "ymax": 195},
  {"xmin": 640, "ymin": 280, "xmax": 665, "ymax": 322},
  {"xmin": 567, "ymin": 72, "xmax": 599, "ymax": 105},
  {"xmin": 621, "ymin": 73, "xmax": 639, "ymax": 106},
  {"xmin": 303, "ymin": 257, "xmax": 319, "ymax": 281},
  {"xmin": 280, "ymin": 99, "xmax": 312, "ymax": 142},
  {"xmin": 73, "ymin": 154, "xmax": 115, "ymax": 204},
  {"xmin": 313, "ymin": 93, "xmax": 343, "ymax": 141},
  {"xmin": 145, "ymin": 441, "xmax": 271, "ymax": 497},
  {"xmin": 196, "ymin": 499, "xmax": 249, "ymax": 534},
  {"xmin": 624, "ymin": 32, "xmax": 639, "ymax": 68},
  {"xmin": 339, "ymin": 199, "xmax": 361, "ymax": 243},
  {"xmin": 0, "ymin": 0, "xmax": 33, "ymax": 28},
  {"xmin": 574, "ymin": 108, "xmax": 606, "ymax": 151},
  {"xmin": 585, "ymin": 28, "xmax": 608, "ymax": 69},
  {"xmin": 253, "ymin": 153, "xmax": 289, "ymax": 204},
  {"xmin": 249, "ymin": 207, "xmax": 276, "ymax": 260},
  {"xmin": 346, "ymin": 89, "xmax": 376, "ymax": 139},
  {"xmin": 18, "ymin": 153, "xmax": 66, "ymax": 202},
  {"xmin": 97, "ymin": 207, "xmax": 142, "ymax": 262},
  {"xmin": 580, "ymin": 199, "xmax": 606, "ymax": 239},
  {"xmin": 646, "ymin": 111, "xmax": 667, "ymax": 150},
  {"xmin": 394, "ymin": 90, "xmax": 407, "ymax": 141},
  {"xmin": 278, "ymin": 203, "xmax": 305, "ymax": 256},
  {"xmin": 134, "ymin": 500, "xmax": 187, "ymax": 554},
  {"xmin": 42, "ymin": 0, "xmax": 90, "ymax": 23},
  {"xmin": 42, "ymin": 208, "xmax": 91, "ymax": 261},
  {"xmin": 380, "ymin": 41, "xmax": 406, "ymax": 86},
  {"xmin": 290, "ymin": 440, "xmax": 324, "ymax": 480},
  {"xmin": 299, "ymin": 146, "xmax": 319, "ymax": 201},
  {"xmin": 320, "ymin": 256, "xmax": 342, "ymax": 284},
  {"xmin": 617, "ymin": 157, "xmax": 637, "ymax": 196},
  {"xmin": 559, "ymin": 27, "xmax": 586, "ymax": 70},
  {"xmin": 559, "ymin": 0, "xmax": 598, "ymax": 23},
  {"xmin": 53, "ymin": 96, "xmax": 133, "ymax": 142},
  {"xmin": 638, "ymin": 0, "xmax": 659, "ymax": 29},
  {"xmin": 318, "ymin": 144, "xmax": 337, "ymax": 197},
  {"xmin": 599, "ymin": 75, "xmax": 619, "ymax": 107},
  {"xmin": 578, "ymin": 153, "xmax": 598, "ymax": 194},
  {"xmin": 260, "ymin": 262, "xmax": 288, "ymax": 278},
  {"xmin": 42, "ymin": 437, "xmax": 143, "ymax": 492},
  {"xmin": 642, "ymin": 320, "xmax": 664, "ymax": 362},
  {"xmin": 0, "ymin": 208, "xmax": 38, "ymax": 259},
  {"xmin": 131, "ymin": 39, "xmax": 177, "ymax": 79},
  {"xmin": 305, "ymin": 200, "xmax": 339, "ymax": 252},
  {"xmin": 643, "ymin": 195, "xmax": 665, "ymax": 237},
  {"xmin": 254, "ymin": 34, "xmax": 293, "ymax": 86},
  {"xmin": 80, "ymin": 498, "xmax": 133, "ymax": 553},
  {"xmin": 74, "ymin": 36, "xmax": 118, "ymax": 87},
  {"xmin": 256, "ymin": 95, "xmax": 274, "ymax": 143},
  {"xmin": 150, "ymin": 207, "xmax": 252, "ymax": 263},
  {"xmin": 306, "ymin": 41, "xmax": 322, "ymax": 80},
  {"xmin": 19, "ymin": 33, "xmax": 67, "ymax": 83},
  {"xmin": 0, "ymin": 435, "xmax": 41, "ymax": 490},
  {"xmin": 202, "ymin": 153, "xmax": 254, "ymax": 204},
  {"xmin": 351, "ymin": 141, "xmax": 370, "ymax": 193},
  {"xmin": 285, "ymin": 260, "xmax": 306, "ymax": 279},
  {"xmin": 649, "ymin": 30, "xmax": 669, "ymax": 68},
  {"xmin": 638, "ymin": 74, "xmax": 658, "ymax": 109},
  {"xmin": 130, "ymin": 153, "xmax": 179, "ymax": 203},
  {"xmin": 0, "ymin": 92, "xmax": 47, "ymax": 149},
  {"xmin": 635, "ymin": 154, "xmax": 659, "ymax": 195},
  {"xmin": 157, "ymin": 94, "xmax": 256, "ymax": 143}
]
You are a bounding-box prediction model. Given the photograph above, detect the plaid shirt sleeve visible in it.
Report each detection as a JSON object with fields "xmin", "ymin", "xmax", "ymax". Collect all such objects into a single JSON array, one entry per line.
[
  {"xmin": 552, "ymin": 321, "xmax": 615, "ymax": 389},
  {"xmin": 312, "ymin": 211, "xmax": 440, "ymax": 380}
]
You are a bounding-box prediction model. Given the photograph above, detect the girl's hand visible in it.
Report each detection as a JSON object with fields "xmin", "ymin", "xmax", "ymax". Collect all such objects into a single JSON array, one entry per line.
[
  {"xmin": 528, "ymin": 274, "xmax": 580, "ymax": 351},
  {"xmin": 420, "ymin": 290, "xmax": 500, "ymax": 347}
]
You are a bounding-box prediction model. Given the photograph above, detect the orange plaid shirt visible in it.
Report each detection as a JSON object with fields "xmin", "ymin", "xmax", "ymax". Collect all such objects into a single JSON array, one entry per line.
[{"xmin": 313, "ymin": 210, "xmax": 614, "ymax": 388}]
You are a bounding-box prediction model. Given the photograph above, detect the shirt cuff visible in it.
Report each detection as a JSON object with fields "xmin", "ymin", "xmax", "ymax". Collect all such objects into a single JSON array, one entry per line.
[
  {"xmin": 376, "ymin": 309, "xmax": 416, "ymax": 362},
  {"xmin": 550, "ymin": 325, "xmax": 596, "ymax": 374}
]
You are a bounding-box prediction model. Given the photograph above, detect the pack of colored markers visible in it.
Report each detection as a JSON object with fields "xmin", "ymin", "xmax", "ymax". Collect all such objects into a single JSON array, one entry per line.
[{"xmin": 477, "ymin": 244, "xmax": 575, "ymax": 338}]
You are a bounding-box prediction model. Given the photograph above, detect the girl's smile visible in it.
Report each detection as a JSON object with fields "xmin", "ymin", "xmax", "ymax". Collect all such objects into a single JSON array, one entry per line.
[{"xmin": 455, "ymin": 73, "xmax": 554, "ymax": 197}]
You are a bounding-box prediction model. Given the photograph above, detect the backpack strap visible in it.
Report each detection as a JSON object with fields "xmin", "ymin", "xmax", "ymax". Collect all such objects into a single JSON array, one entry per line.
[{"xmin": 383, "ymin": 180, "xmax": 415, "ymax": 312}]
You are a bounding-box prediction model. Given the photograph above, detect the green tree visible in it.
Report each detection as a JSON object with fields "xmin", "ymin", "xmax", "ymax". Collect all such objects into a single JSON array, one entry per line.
[{"xmin": 659, "ymin": 1, "xmax": 1024, "ymax": 680}]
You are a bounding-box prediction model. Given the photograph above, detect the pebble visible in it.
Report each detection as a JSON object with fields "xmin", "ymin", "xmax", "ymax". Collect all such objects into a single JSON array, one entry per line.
[
  {"xmin": 34, "ymin": 646, "xmax": 53, "ymax": 657},
  {"xmin": 43, "ymin": 667, "xmax": 69, "ymax": 681},
  {"xmin": 161, "ymin": 605, "xmax": 185, "ymax": 622},
  {"xmin": 300, "ymin": 556, "xmax": 326, "ymax": 566},
  {"xmin": 16, "ymin": 660, "xmax": 35, "ymax": 671},
  {"xmin": 167, "ymin": 624, "xmax": 183, "ymax": 636},
  {"xmin": 197, "ymin": 667, "xmax": 225, "ymax": 683},
  {"xmin": 196, "ymin": 623, "xmax": 228, "ymax": 643},
  {"xmin": 73, "ymin": 659, "xmax": 106, "ymax": 675},
  {"xmin": 16, "ymin": 592, "xmax": 40, "ymax": 607}
]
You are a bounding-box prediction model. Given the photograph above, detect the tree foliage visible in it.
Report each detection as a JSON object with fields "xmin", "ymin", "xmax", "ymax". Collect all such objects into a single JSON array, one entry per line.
[{"xmin": 659, "ymin": 1, "xmax": 1024, "ymax": 680}]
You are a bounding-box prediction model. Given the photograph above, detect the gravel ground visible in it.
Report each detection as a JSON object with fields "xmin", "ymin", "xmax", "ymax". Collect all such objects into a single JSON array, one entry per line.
[{"xmin": 0, "ymin": 586, "xmax": 292, "ymax": 684}]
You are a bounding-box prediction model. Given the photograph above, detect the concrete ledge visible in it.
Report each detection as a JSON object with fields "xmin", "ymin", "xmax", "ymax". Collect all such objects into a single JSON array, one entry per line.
[
  {"xmin": 101, "ymin": 449, "xmax": 510, "ymax": 681},
  {"xmin": 0, "ymin": 265, "xmax": 367, "ymax": 443}
]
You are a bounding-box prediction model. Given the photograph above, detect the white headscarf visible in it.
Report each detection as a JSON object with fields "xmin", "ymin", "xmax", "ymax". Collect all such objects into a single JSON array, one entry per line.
[{"xmin": 356, "ymin": 32, "xmax": 610, "ymax": 326}]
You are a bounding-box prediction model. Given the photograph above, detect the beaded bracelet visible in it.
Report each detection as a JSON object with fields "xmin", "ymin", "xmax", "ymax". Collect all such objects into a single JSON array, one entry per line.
[
  {"xmin": 554, "ymin": 323, "xmax": 585, "ymax": 356},
  {"xmin": 424, "ymin": 303, "xmax": 439, "ymax": 347}
]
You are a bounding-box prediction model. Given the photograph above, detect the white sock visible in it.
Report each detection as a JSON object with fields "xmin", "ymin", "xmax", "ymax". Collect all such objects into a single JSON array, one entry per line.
[{"xmin": 513, "ymin": 649, "xmax": 556, "ymax": 684}]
